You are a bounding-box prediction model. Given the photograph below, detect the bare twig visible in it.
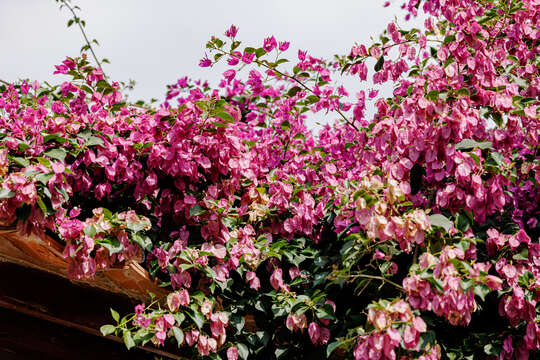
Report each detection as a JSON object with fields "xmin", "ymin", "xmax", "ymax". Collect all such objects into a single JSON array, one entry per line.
[
  {"xmin": 347, "ymin": 273, "xmax": 405, "ymax": 292},
  {"xmin": 59, "ymin": 0, "xmax": 106, "ymax": 77}
]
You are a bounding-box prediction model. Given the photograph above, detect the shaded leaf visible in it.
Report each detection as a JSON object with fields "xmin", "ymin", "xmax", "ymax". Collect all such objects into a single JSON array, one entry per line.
[
  {"xmin": 12, "ymin": 157, "xmax": 29, "ymax": 168},
  {"xmin": 44, "ymin": 148, "xmax": 67, "ymax": 162},
  {"xmin": 100, "ymin": 324, "xmax": 115, "ymax": 336},
  {"xmin": 0, "ymin": 189, "xmax": 15, "ymax": 199},
  {"xmin": 429, "ymin": 214, "xmax": 452, "ymax": 232},
  {"xmin": 455, "ymin": 139, "xmax": 492, "ymax": 151},
  {"xmin": 474, "ymin": 284, "xmax": 491, "ymax": 302},
  {"xmin": 123, "ymin": 330, "xmax": 135, "ymax": 350},
  {"xmin": 237, "ymin": 343, "xmax": 249, "ymax": 360},
  {"xmin": 374, "ymin": 56, "xmax": 384, "ymax": 71},
  {"xmin": 327, "ymin": 340, "xmax": 342, "ymax": 357},
  {"xmin": 215, "ymin": 112, "xmax": 234, "ymax": 123},
  {"xmin": 172, "ymin": 327, "xmax": 184, "ymax": 347},
  {"xmin": 110, "ymin": 308, "xmax": 120, "ymax": 323},
  {"xmin": 189, "ymin": 204, "xmax": 206, "ymax": 218}
]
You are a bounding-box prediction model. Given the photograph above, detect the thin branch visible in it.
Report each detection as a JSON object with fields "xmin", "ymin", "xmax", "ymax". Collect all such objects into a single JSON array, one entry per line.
[
  {"xmin": 59, "ymin": 0, "xmax": 106, "ymax": 78},
  {"xmin": 0, "ymin": 79, "xmax": 9, "ymax": 85},
  {"xmin": 210, "ymin": 46, "xmax": 360, "ymax": 131},
  {"xmin": 347, "ymin": 273, "xmax": 405, "ymax": 292}
]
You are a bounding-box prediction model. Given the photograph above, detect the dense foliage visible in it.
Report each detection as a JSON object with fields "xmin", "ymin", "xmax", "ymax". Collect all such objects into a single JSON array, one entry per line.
[{"xmin": 0, "ymin": 0, "xmax": 538, "ymax": 359}]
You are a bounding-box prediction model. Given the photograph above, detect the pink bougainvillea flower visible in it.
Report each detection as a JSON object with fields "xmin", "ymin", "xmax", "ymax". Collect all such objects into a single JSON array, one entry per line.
[
  {"xmin": 225, "ymin": 25, "xmax": 238, "ymax": 38},
  {"xmin": 199, "ymin": 56, "xmax": 212, "ymax": 67},
  {"xmin": 227, "ymin": 346, "xmax": 238, "ymax": 360}
]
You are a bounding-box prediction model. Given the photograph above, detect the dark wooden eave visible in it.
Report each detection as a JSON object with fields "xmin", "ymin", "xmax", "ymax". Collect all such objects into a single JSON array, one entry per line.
[{"xmin": 0, "ymin": 226, "xmax": 184, "ymax": 359}]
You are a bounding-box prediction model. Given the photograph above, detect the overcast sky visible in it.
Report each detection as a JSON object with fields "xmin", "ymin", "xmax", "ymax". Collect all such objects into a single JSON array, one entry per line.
[{"xmin": 1, "ymin": 0, "xmax": 417, "ymax": 126}]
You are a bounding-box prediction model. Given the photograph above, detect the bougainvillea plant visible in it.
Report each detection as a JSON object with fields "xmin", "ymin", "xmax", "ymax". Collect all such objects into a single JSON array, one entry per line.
[{"xmin": 1, "ymin": 0, "xmax": 538, "ymax": 359}]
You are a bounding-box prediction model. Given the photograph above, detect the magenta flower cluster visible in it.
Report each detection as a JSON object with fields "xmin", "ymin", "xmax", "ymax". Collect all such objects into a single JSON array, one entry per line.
[{"xmin": 0, "ymin": 0, "xmax": 538, "ymax": 358}]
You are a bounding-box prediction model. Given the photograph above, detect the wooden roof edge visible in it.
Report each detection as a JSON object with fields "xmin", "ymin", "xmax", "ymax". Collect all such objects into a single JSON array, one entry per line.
[
  {"xmin": 0, "ymin": 261, "xmax": 188, "ymax": 360},
  {"xmin": 0, "ymin": 224, "xmax": 167, "ymax": 301}
]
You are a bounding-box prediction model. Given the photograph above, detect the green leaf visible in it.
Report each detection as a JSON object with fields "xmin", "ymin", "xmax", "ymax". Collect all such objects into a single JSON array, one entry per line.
[
  {"xmin": 96, "ymin": 237, "xmax": 123, "ymax": 254},
  {"xmin": 275, "ymin": 348, "xmax": 288, "ymax": 359},
  {"xmin": 426, "ymin": 275, "xmax": 444, "ymax": 291},
  {"xmin": 255, "ymin": 47, "xmax": 266, "ymax": 58},
  {"xmin": 287, "ymin": 86, "xmax": 302, "ymax": 97},
  {"xmin": 173, "ymin": 313, "xmax": 185, "ymax": 325},
  {"xmin": 237, "ymin": 343, "xmax": 249, "ymax": 360},
  {"xmin": 426, "ymin": 90, "xmax": 439, "ymax": 101},
  {"xmin": 171, "ymin": 327, "xmax": 184, "ymax": 347},
  {"xmin": 418, "ymin": 330, "xmax": 437, "ymax": 350},
  {"xmin": 0, "ymin": 189, "xmax": 15, "ymax": 199},
  {"xmin": 126, "ymin": 220, "xmax": 145, "ymax": 232},
  {"xmin": 455, "ymin": 239, "xmax": 471, "ymax": 253},
  {"xmin": 316, "ymin": 303, "xmax": 336, "ymax": 320},
  {"xmin": 44, "ymin": 148, "xmax": 67, "ymax": 162},
  {"xmin": 187, "ymin": 307, "xmax": 205, "ymax": 329},
  {"xmin": 484, "ymin": 343, "xmax": 501, "ymax": 356},
  {"xmin": 305, "ymin": 95, "xmax": 320, "ymax": 104},
  {"xmin": 518, "ymin": 271, "xmax": 534, "ymax": 287},
  {"xmin": 215, "ymin": 112, "xmax": 234, "ymax": 123},
  {"xmin": 110, "ymin": 308, "xmax": 120, "ymax": 323},
  {"xmin": 133, "ymin": 329, "xmax": 153, "ymax": 345},
  {"xmin": 456, "ymin": 88, "xmax": 470, "ymax": 97},
  {"xmin": 132, "ymin": 233, "xmax": 153, "ymax": 252},
  {"xmin": 123, "ymin": 330, "xmax": 135, "ymax": 350},
  {"xmin": 132, "ymin": 328, "xmax": 152, "ymax": 344},
  {"xmin": 443, "ymin": 34, "xmax": 456, "ymax": 44},
  {"xmin": 100, "ymin": 324, "xmax": 116, "ymax": 336},
  {"xmin": 455, "ymin": 213, "xmax": 470, "ymax": 232},
  {"xmin": 230, "ymin": 314, "xmax": 245, "ymax": 332},
  {"xmin": 189, "ymin": 204, "xmax": 206, "ymax": 218},
  {"xmin": 429, "ymin": 214, "xmax": 452, "ymax": 232},
  {"xmin": 455, "ymin": 139, "xmax": 492, "ymax": 151},
  {"xmin": 374, "ymin": 56, "xmax": 384, "ymax": 72},
  {"xmin": 43, "ymin": 133, "xmax": 68, "ymax": 143},
  {"xmin": 490, "ymin": 112, "xmax": 503, "ymax": 127},
  {"xmin": 474, "ymin": 284, "xmax": 491, "ymax": 301},
  {"xmin": 86, "ymin": 135, "xmax": 104, "ymax": 147},
  {"xmin": 379, "ymin": 261, "xmax": 392, "ymax": 274},
  {"xmin": 327, "ymin": 340, "xmax": 342, "ymax": 357},
  {"xmin": 513, "ymin": 248, "xmax": 529, "ymax": 261},
  {"xmin": 84, "ymin": 224, "xmax": 97, "ymax": 237},
  {"xmin": 36, "ymin": 157, "xmax": 51, "ymax": 167},
  {"xmin": 221, "ymin": 216, "xmax": 236, "ymax": 228},
  {"xmin": 36, "ymin": 197, "xmax": 48, "ymax": 215},
  {"xmin": 486, "ymin": 152, "xmax": 504, "ymax": 167},
  {"xmin": 80, "ymin": 85, "xmax": 94, "ymax": 94},
  {"xmin": 12, "ymin": 157, "xmax": 29, "ymax": 168},
  {"xmin": 96, "ymin": 80, "xmax": 110, "ymax": 89},
  {"xmin": 77, "ymin": 129, "xmax": 92, "ymax": 142},
  {"xmin": 460, "ymin": 278, "xmax": 474, "ymax": 291}
]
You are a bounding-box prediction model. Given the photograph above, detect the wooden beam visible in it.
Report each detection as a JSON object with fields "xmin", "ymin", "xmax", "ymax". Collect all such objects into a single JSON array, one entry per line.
[
  {"xmin": 0, "ymin": 306, "xmax": 155, "ymax": 360},
  {"xmin": 0, "ymin": 225, "xmax": 167, "ymax": 301},
  {"xmin": 0, "ymin": 261, "xmax": 185, "ymax": 359}
]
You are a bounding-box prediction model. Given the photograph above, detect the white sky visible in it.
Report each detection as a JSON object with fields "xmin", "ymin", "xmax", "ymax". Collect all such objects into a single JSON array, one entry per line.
[{"xmin": 1, "ymin": 0, "xmax": 419, "ymax": 126}]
